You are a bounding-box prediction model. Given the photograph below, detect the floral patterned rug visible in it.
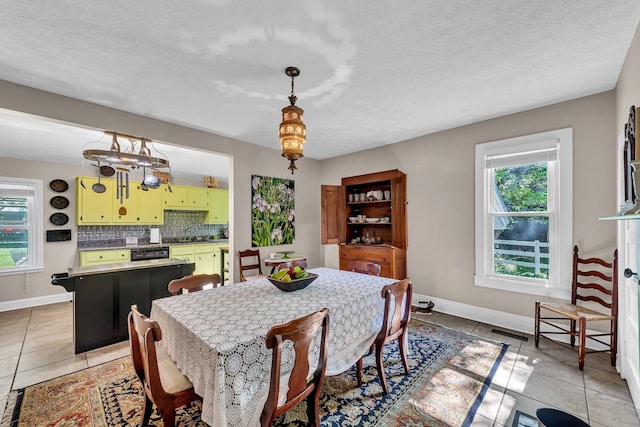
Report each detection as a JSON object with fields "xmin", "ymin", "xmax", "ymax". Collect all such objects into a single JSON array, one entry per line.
[{"xmin": 1, "ymin": 318, "xmax": 507, "ymax": 427}]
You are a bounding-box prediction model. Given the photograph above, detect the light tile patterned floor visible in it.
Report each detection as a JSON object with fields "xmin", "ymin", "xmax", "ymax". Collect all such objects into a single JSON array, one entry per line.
[{"xmin": 0, "ymin": 302, "xmax": 638, "ymax": 426}]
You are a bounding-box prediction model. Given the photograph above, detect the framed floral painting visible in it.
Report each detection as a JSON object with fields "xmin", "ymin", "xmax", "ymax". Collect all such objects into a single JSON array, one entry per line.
[{"xmin": 251, "ymin": 175, "xmax": 295, "ymax": 247}]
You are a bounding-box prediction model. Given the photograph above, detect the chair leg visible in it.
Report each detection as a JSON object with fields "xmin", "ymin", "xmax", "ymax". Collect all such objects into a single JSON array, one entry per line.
[
  {"xmin": 306, "ymin": 386, "xmax": 321, "ymax": 427},
  {"xmin": 570, "ymin": 319, "xmax": 577, "ymax": 347},
  {"xmin": 534, "ymin": 302, "xmax": 540, "ymax": 347},
  {"xmin": 399, "ymin": 331, "xmax": 410, "ymax": 375},
  {"xmin": 611, "ymin": 318, "xmax": 618, "ymax": 367},
  {"xmin": 578, "ymin": 317, "xmax": 586, "ymax": 370},
  {"xmin": 160, "ymin": 407, "xmax": 176, "ymax": 427},
  {"xmin": 140, "ymin": 396, "xmax": 154, "ymax": 427},
  {"xmin": 375, "ymin": 343, "xmax": 389, "ymax": 395},
  {"xmin": 356, "ymin": 357, "xmax": 363, "ymax": 387}
]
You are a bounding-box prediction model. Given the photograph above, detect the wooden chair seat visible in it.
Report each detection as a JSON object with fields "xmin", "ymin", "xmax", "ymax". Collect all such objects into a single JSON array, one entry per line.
[
  {"xmin": 157, "ymin": 357, "xmax": 194, "ymax": 394},
  {"xmin": 535, "ymin": 245, "xmax": 618, "ymax": 370},
  {"xmin": 537, "ymin": 302, "xmax": 616, "ymax": 322}
]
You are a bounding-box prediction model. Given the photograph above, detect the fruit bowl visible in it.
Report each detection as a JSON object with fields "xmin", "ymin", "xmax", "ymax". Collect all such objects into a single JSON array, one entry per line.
[{"xmin": 267, "ymin": 273, "xmax": 318, "ymax": 292}]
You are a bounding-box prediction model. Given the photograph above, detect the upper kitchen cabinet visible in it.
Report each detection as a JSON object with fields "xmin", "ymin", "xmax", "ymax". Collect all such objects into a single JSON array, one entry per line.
[
  {"xmin": 162, "ymin": 184, "xmax": 209, "ymax": 210},
  {"xmin": 205, "ymin": 189, "xmax": 229, "ymax": 224},
  {"xmin": 77, "ymin": 177, "xmax": 164, "ymax": 225},
  {"xmin": 321, "ymin": 169, "xmax": 407, "ymax": 279},
  {"xmin": 76, "ymin": 177, "xmax": 113, "ymax": 224}
]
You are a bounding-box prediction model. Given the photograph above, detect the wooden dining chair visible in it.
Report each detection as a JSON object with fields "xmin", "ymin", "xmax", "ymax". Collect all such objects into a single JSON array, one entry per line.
[
  {"xmin": 168, "ymin": 273, "xmax": 222, "ymax": 295},
  {"xmin": 128, "ymin": 304, "xmax": 201, "ymax": 427},
  {"xmin": 535, "ymin": 246, "xmax": 618, "ymax": 370},
  {"xmin": 260, "ymin": 308, "xmax": 330, "ymax": 427},
  {"xmin": 238, "ymin": 249, "xmax": 266, "ymax": 281},
  {"xmin": 356, "ymin": 278, "xmax": 412, "ymax": 394},
  {"xmin": 347, "ymin": 260, "xmax": 382, "ymax": 276},
  {"xmin": 276, "ymin": 259, "xmax": 308, "ymax": 271}
]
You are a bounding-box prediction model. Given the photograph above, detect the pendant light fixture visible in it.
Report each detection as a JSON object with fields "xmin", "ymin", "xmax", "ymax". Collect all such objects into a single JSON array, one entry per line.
[{"xmin": 279, "ymin": 66, "xmax": 306, "ymax": 174}]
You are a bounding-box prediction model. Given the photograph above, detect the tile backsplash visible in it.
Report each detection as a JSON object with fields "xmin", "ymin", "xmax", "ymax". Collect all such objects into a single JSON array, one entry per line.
[{"xmin": 78, "ymin": 211, "xmax": 227, "ymax": 247}]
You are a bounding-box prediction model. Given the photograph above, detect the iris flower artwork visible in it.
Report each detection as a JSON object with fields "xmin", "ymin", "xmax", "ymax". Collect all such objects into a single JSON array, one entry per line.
[{"xmin": 251, "ymin": 175, "xmax": 295, "ymax": 247}]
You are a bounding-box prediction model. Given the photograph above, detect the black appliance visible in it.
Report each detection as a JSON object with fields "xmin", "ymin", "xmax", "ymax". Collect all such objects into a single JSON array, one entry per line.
[{"xmin": 130, "ymin": 246, "xmax": 170, "ymax": 261}]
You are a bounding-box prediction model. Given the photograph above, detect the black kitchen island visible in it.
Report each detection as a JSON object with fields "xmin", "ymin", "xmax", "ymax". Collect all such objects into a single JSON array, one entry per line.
[{"xmin": 52, "ymin": 259, "xmax": 195, "ymax": 353}]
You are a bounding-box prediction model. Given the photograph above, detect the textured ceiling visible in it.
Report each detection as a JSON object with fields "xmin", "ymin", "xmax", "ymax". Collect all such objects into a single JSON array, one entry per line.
[{"xmin": 0, "ymin": 1, "xmax": 639, "ymax": 174}]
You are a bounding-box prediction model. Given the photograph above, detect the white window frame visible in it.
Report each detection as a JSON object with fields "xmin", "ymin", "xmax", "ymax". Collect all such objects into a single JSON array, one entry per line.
[
  {"xmin": 0, "ymin": 177, "xmax": 44, "ymax": 276},
  {"xmin": 474, "ymin": 128, "xmax": 573, "ymax": 298}
]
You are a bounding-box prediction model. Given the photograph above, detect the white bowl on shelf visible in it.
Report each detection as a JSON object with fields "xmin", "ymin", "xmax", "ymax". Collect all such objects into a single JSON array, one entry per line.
[
  {"xmin": 381, "ymin": 216, "xmax": 390, "ymax": 222},
  {"xmin": 348, "ymin": 216, "xmax": 358, "ymax": 222},
  {"xmin": 364, "ymin": 217, "xmax": 379, "ymax": 223}
]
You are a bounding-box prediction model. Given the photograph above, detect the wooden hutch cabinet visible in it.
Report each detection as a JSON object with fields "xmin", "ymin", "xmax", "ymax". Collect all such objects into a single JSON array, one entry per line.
[{"xmin": 321, "ymin": 169, "xmax": 407, "ymax": 279}]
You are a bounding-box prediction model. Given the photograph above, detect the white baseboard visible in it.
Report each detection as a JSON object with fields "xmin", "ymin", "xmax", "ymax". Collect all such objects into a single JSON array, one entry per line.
[
  {"xmin": 413, "ymin": 292, "xmax": 609, "ymax": 351},
  {"xmin": 0, "ymin": 293, "xmax": 72, "ymax": 312}
]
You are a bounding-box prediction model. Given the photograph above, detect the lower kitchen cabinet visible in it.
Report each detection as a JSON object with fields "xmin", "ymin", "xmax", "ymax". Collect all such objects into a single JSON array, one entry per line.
[
  {"xmin": 194, "ymin": 244, "xmax": 215, "ymax": 275},
  {"xmin": 79, "ymin": 249, "xmax": 131, "ymax": 266},
  {"xmin": 52, "ymin": 262, "xmax": 195, "ymax": 353}
]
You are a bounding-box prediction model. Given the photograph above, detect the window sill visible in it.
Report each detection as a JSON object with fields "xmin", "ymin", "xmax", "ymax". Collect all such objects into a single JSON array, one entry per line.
[
  {"xmin": 474, "ymin": 274, "xmax": 570, "ymax": 299},
  {"xmin": 0, "ymin": 266, "xmax": 45, "ymax": 277}
]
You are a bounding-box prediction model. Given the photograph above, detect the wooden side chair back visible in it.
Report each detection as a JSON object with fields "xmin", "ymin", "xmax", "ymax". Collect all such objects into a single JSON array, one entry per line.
[
  {"xmin": 347, "ymin": 260, "xmax": 382, "ymax": 276},
  {"xmin": 260, "ymin": 308, "xmax": 330, "ymax": 427},
  {"xmin": 535, "ymin": 246, "xmax": 618, "ymax": 370},
  {"xmin": 128, "ymin": 304, "xmax": 201, "ymax": 427},
  {"xmin": 276, "ymin": 259, "xmax": 308, "ymax": 271},
  {"xmin": 238, "ymin": 249, "xmax": 266, "ymax": 282},
  {"xmin": 356, "ymin": 278, "xmax": 412, "ymax": 394},
  {"xmin": 168, "ymin": 273, "xmax": 222, "ymax": 295}
]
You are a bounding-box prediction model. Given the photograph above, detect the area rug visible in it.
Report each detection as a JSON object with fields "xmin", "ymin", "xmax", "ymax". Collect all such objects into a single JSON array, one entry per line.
[{"xmin": 1, "ymin": 318, "xmax": 507, "ymax": 427}]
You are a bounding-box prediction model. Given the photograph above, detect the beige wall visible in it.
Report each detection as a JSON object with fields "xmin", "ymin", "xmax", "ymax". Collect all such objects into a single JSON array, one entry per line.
[
  {"xmin": 320, "ymin": 91, "xmax": 617, "ymax": 318},
  {"xmin": 0, "ymin": 81, "xmax": 322, "ymax": 304},
  {"xmin": 616, "ymin": 23, "xmax": 640, "ymax": 143}
]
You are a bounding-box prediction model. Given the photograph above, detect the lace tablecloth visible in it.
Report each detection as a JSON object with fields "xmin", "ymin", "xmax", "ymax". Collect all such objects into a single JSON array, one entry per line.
[{"xmin": 151, "ymin": 267, "xmax": 396, "ymax": 427}]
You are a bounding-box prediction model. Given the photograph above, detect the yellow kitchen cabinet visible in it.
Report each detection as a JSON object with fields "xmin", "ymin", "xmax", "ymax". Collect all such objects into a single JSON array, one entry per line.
[
  {"xmin": 188, "ymin": 187, "xmax": 210, "ymax": 210},
  {"xmin": 170, "ymin": 245, "xmax": 194, "ymax": 264},
  {"xmin": 163, "ymin": 184, "xmax": 209, "ymax": 211},
  {"xmin": 137, "ymin": 184, "xmax": 164, "ymax": 223},
  {"xmin": 77, "ymin": 177, "xmax": 163, "ymax": 225},
  {"xmin": 194, "ymin": 243, "xmax": 215, "ymax": 275},
  {"xmin": 205, "ymin": 189, "xmax": 229, "ymax": 224},
  {"xmin": 163, "ymin": 184, "xmax": 188, "ymax": 209},
  {"xmin": 76, "ymin": 177, "xmax": 113, "ymax": 224},
  {"xmin": 210, "ymin": 243, "xmax": 226, "ymax": 276},
  {"xmin": 112, "ymin": 180, "xmax": 139, "ymax": 224},
  {"xmin": 80, "ymin": 249, "xmax": 131, "ymax": 266}
]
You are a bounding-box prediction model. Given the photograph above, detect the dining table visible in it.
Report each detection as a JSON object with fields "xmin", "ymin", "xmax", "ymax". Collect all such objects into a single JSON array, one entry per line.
[{"xmin": 150, "ymin": 267, "xmax": 397, "ymax": 427}]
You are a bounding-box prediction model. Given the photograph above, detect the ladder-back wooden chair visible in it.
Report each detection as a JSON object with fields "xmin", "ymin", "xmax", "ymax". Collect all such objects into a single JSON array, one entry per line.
[
  {"xmin": 260, "ymin": 308, "xmax": 330, "ymax": 426},
  {"xmin": 356, "ymin": 278, "xmax": 412, "ymax": 394},
  {"xmin": 346, "ymin": 260, "xmax": 382, "ymax": 276},
  {"xmin": 128, "ymin": 305, "xmax": 201, "ymax": 426},
  {"xmin": 535, "ymin": 246, "xmax": 618, "ymax": 370},
  {"xmin": 168, "ymin": 273, "xmax": 222, "ymax": 295},
  {"xmin": 238, "ymin": 249, "xmax": 266, "ymax": 282}
]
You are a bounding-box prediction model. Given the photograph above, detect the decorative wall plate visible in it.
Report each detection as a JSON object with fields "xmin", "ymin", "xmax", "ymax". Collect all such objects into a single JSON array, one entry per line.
[
  {"xmin": 50, "ymin": 196, "xmax": 69, "ymax": 209},
  {"xmin": 49, "ymin": 212, "xmax": 69, "ymax": 226},
  {"xmin": 49, "ymin": 179, "xmax": 68, "ymax": 193}
]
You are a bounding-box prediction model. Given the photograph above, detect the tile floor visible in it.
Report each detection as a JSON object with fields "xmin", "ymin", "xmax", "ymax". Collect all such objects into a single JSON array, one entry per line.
[{"xmin": 0, "ymin": 302, "xmax": 638, "ymax": 426}]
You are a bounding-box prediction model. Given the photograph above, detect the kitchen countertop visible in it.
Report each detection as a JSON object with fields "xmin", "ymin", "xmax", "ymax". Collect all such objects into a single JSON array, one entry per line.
[
  {"xmin": 66, "ymin": 258, "xmax": 193, "ymax": 276},
  {"xmin": 79, "ymin": 239, "xmax": 229, "ymax": 251}
]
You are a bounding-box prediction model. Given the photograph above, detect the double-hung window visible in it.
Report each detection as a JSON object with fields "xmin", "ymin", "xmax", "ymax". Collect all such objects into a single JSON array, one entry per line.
[
  {"xmin": 474, "ymin": 128, "xmax": 572, "ymax": 298},
  {"xmin": 0, "ymin": 177, "xmax": 43, "ymax": 275}
]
